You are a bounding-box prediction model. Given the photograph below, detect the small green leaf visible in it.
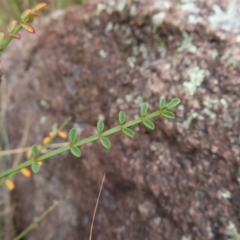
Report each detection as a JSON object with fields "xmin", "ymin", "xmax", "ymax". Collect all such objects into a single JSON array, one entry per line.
[
  {"xmin": 68, "ymin": 128, "xmax": 78, "ymax": 143},
  {"xmin": 118, "ymin": 111, "xmax": 126, "ymax": 125},
  {"xmin": 162, "ymin": 110, "xmax": 175, "ymax": 119},
  {"xmin": 166, "ymin": 98, "xmax": 181, "ymax": 110},
  {"xmin": 122, "ymin": 128, "xmax": 134, "ymax": 138},
  {"xmin": 31, "ymin": 145, "xmax": 39, "ymax": 157},
  {"xmin": 70, "ymin": 147, "xmax": 82, "ymax": 157},
  {"xmin": 159, "ymin": 98, "xmax": 166, "ymax": 110},
  {"xmin": 97, "ymin": 120, "xmax": 104, "ymax": 133},
  {"xmin": 140, "ymin": 103, "xmax": 148, "ymax": 116},
  {"xmin": 143, "ymin": 120, "xmax": 155, "ymax": 130},
  {"xmin": 31, "ymin": 162, "xmax": 40, "ymax": 173},
  {"xmin": 100, "ymin": 137, "xmax": 111, "ymax": 149}
]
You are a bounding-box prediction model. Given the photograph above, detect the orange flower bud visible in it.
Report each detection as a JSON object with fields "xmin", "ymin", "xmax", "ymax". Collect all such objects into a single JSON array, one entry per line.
[
  {"xmin": 5, "ymin": 179, "xmax": 15, "ymax": 191},
  {"xmin": 43, "ymin": 136, "xmax": 51, "ymax": 145},
  {"xmin": 26, "ymin": 148, "xmax": 32, "ymax": 158},
  {"xmin": 58, "ymin": 131, "xmax": 67, "ymax": 139},
  {"xmin": 21, "ymin": 168, "xmax": 31, "ymax": 177},
  {"xmin": 49, "ymin": 131, "xmax": 56, "ymax": 138}
]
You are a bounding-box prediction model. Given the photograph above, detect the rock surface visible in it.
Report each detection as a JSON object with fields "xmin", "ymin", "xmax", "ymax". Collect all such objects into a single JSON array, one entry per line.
[{"xmin": 1, "ymin": 0, "xmax": 240, "ymax": 239}]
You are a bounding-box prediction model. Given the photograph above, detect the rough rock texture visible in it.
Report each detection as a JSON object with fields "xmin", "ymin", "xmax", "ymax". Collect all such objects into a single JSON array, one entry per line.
[{"xmin": 1, "ymin": 0, "xmax": 240, "ymax": 239}]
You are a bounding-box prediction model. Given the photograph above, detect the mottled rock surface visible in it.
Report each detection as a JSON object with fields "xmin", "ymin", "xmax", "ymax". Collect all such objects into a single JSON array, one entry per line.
[{"xmin": 1, "ymin": 0, "xmax": 240, "ymax": 239}]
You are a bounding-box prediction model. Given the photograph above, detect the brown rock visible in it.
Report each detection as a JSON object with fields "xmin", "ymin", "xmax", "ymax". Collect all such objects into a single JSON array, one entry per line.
[{"xmin": 1, "ymin": 0, "xmax": 240, "ymax": 239}]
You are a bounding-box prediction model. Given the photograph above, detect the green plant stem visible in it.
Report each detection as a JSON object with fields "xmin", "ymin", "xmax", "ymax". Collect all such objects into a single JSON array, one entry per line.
[
  {"xmin": 0, "ymin": 116, "xmax": 72, "ymax": 184},
  {"xmin": 0, "ymin": 110, "xmax": 163, "ymax": 178},
  {"xmin": 0, "ymin": 25, "xmax": 22, "ymax": 56},
  {"xmin": 13, "ymin": 200, "xmax": 60, "ymax": 240}
]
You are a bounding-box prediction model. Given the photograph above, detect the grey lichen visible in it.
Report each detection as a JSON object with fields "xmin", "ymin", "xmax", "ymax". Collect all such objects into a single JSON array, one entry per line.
[
  {"xmin": 125, "ymin": 94, "xmax": 133, "ymax": 103},
  {"xmin": 183, "ymin": 110, "xmax": 204, "ymax": 129},
  {"xmin": 127, "ymin": 56, "xmax": 137, "ymax": 68},
  {"xmin": 188, "ymin": 15, "xmax": 203, "ymax": 24},
  {"xmin": 183, "ymin": 66, "xmax": 206, "ymax": 95},
  {"xmin": 99, "ymin": 49, "xmax": 107, "ymax": 58},
  {"xmin": 105, "ymin": 22, "xmax": 113, "ymax": 32},
  {"xmin": 221, "ymin": 50, "xmax": 239, "ymax": 66},
  {"xmin": 181, "ymin": 235, "xmax": 191, "ymax": 240},
  {"xmin": 218, "ymin": 190, "xmax": 232, "ymax": 199},
  {"xmin": 181, "ymin": 2, "xmax": 200, "ymax": 13},
  {"xmin": 209, "ymin": 3, "xmax": 240, "ymax": 33},
  {"xmin": 210, "ymin": 49, "xmax": 219, "ymax": 60},
  {"xmin": 225, "ymin": 222, "xmax": 240, "ymax": 240},
  {"xmin": 177, "ymin": 31, "xmax": 197, "ymax": 53},
  {"xmin": 154, "ymin": 0, "xmax": 171, "ymax": 9},
  {"xmin": 152, "ymin": 12, "xmax": 166, "ymax": 27},
  {"xmin": 134, "ymin": 96, "xmax": 144, "ymax": 106}
]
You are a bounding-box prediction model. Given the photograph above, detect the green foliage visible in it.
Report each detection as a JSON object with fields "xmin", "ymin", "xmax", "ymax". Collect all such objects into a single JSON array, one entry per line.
[
  {"xmin": 0, "ymin": 3, "xmax": 48, "ymax": 58},
  {"xmin": 143, "ymin": 120, "xmax": 155, "ymax": 130},
  {"xmin": 0, "ymin": 97, "xmax": 181, "ymax": 179},
  {"xmin": 161, "ymin": 110, "xmax": 175, "ymax": 119},
  {"xmin": 0, "ymin": 0, "xmax": 85, "ymax": 29},
  {"xmin": 118, "ymin": 111, "xmax": 126, "ymax": 124},
  {"xmin": 159, "ymin": 98, "xmax": 166, "ymax": 110},
  {"xmin": 122, "ymin": 128, "xmax": 134, "ymax": 138},
  {"xmin": 31, "ymin": 145, "xmax": 39, "ymax": 157},
  {"xmin": 68, "ymin": 128, "xmax": 78, "ymax": 143},
  {"xmin": 166, "ymin": 98, "xmax": 181, "ymax": 110},
  {"xmin": 97, "ymin": 120, "xmax": 104, "ymax": 133},
  {"xmin": 100, "ymin": 137, "xmax": 111, "ymax": 149},
  {"xmin": 70, "ymin": 147, "xmax": 82, "ymax": 157},
  {"xmin": 31, "ymin": 162, "xmax": 40, "ymax": 173},
  {"xmin": 140, "ymin": 103, "xmax": 148, "ymax": 116}
]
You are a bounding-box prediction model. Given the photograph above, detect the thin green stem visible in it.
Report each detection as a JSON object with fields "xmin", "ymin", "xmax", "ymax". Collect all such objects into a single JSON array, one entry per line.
[
  {"xmin": 0, "ymin": 117, "xmax": 72, "ymax": 184},
  {"xmin": 0, "ymin": 108, "xmax": 170, "ymax": 179},
  {"xmin": 13, "ymin": 200, "xmax": 60, "ymax": 240},
  {"xmin": 0, "ymin": 25, "xmax": 22, "ymax": 56}
]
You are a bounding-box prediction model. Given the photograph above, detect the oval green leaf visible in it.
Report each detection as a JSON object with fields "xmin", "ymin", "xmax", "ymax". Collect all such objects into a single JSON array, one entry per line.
[
  {"xmin": 162, "ymin": 110, "xmax": 175, "ymax": 119},
  {"xmin": 31, "ymin": 145, "xmax": 39, "ymax": 157},
  {"xmin": 140, "ymin": 103, "xmax": 148, "ymax": 117},
  {"xmin": 159, "ymin": 98, "xmax": 166, "ymax": 110},
  {"xmin": 31, "ymin": 162, "xmax": 40, "ymax": 173},
  {"xmin": 97, "ymin": 120, "xmax": 104, "ymax": 133},
  {"xmin": 166, "ymin": 98, "xmax": 181, "ymax": 110},
  {"xmin": 122, "ymin": 128, "xmax": 134, "ymax": 138},
  {"xmin": 70, "ymin": 147, "xmax": 82, "ymax": 158},
  {"xmin": 100, "ymin": 137, "xmax": 111, "ymax": 149},
  {"xmin": 143, "ymin": 120, "xmax": 155, "ymax": 130},
  {"xmin": 68, "ymin": 128, "xmax": 78, "ymax": 143},
  {"xmin": 118, "ymin": 111, "xmax": 126, "ymax": 125}
]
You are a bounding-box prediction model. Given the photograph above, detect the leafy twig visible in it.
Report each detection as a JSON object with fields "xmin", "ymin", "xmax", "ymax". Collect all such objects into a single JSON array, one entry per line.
[{"xmin": 0, "ymin": 98, "xmax": 181, "ymax": 178}]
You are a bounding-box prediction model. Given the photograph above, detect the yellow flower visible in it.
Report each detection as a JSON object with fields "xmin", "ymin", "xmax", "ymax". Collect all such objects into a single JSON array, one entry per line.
[
  {"xmin": 5, "ymin": 179, "xmax": 15, "ymax": 191},
  {"xmin": 43, "ymin": 136, "xmax": 51, "ymax": 145},
  {"xmin": 48, "ymin": 131, "xmax": 56, "ymax": 138},
  {"xmin": 21, "ymin": 168, "xmax": 31, "ymax": 177},
  {"xmin": 58, "ymin": 131, "xmax": 67, "ymax": 139}
]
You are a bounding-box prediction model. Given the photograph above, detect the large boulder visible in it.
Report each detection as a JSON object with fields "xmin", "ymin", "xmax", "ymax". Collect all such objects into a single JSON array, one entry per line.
[{"xmin": 1, "ymin": 0, "xmax": 240, "ymax": 239}]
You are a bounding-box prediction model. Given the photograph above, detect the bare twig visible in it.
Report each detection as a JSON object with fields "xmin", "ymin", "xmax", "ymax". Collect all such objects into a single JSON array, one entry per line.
[{"xmin": 89, "ymin": 173, "xmax": 106, "ymax": 240}]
